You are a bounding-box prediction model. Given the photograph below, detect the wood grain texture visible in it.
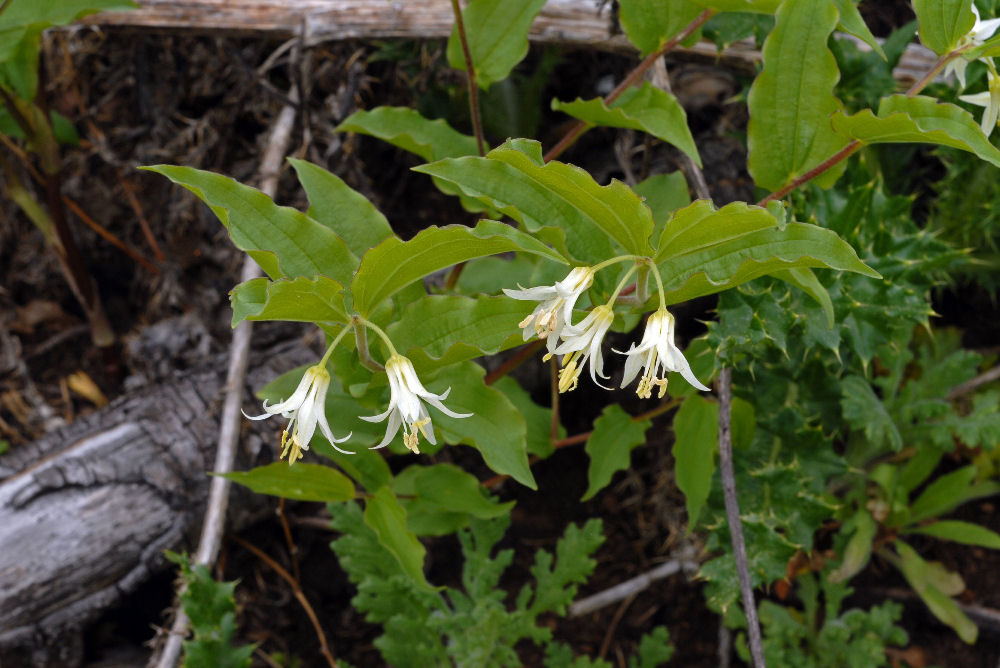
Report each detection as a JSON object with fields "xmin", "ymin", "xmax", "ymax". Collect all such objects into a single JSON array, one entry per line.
[{"xmin": 0, "ymin": 339, "xmax": 317, "ymax": 666}]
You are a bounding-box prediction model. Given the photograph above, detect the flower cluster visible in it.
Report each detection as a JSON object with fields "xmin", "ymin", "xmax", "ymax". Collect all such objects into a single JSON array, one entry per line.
[
  {"xmin": 506, "ymin": 263, "xmax": 709, "ymax": 398},
  {"xmin": 951, "ymin": 6, "xmax": 1000, "ymax": 135}
]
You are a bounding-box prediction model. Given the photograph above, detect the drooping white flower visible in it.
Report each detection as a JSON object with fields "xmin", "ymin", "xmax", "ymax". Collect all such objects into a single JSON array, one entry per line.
[
  {"xmin": 960, "ymin": 69, "xmax": 1000, "ymax": 134},
  {"xmin": 245, "ymin": 364, "xmax": 353, "ymax": 464},
  {"xmin": 945, "ymin": 5, "xmax": 1000, "ymax": 89},
  {"xmin": 361, "ymin": 354, "xmax": 471, "ymax": 454},
  {"xmin": 503, "ymin": 266, "xmax": 596, "ymax": 354},
  {"xmin": 552, "ymin": 305, "xmax": 615, "ymax": 393},
  {"xmin": 617, "ymin": 308, "xmax": 709, "ymax": 398}
]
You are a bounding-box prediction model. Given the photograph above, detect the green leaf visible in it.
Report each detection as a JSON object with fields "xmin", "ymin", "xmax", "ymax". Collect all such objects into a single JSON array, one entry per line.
[
  {"xmin": 655, "ymin": 200, "xmax": 780, "ymax": 263},
  {"xmin": 630, "ymin": 627, "xmax": 675, "ymax": 668},
  {"xmin": 691, "ymin": 0, "xmax": 780, "ymax": 12},
  {"xmin": 413, "ymin": 464, "xmax": 515, "ymax": 519},
  {"xmin": 672, "ymin": 395, "xmax": 718, "ymax": 525},
  {"xmin": 829, "ymin": 507, "xmax": 878, "ymax": 583},
  {"xmin": 771, "ymin": 267, "xmax": 835, "ymax": 328},
  {"xmin": 656, "ymin": 222, "xmax": 880, "ymax": 306},
  {"xmin": 909, "ymin": 465, "xmax": 1000, "ymax": 523},
  {"xmin": 896, "ymin": 540, "xmax": 977, "ymax": 643},
  {"xmin": 386, "ymin": 295, "xmax": 531, "ymax": 372},
  {"xmin": 634, "ymin": 172, "xmax": 691, "ymax": 243},
  {"xmin": 229, "ymin": 276, "xmax": 347, "ymax": 327},
  {"xmin": 287, "ymin": 158, "xmax": 393, "ymax": 257},
  {"xmin": 364, "ymin": 486, "xmax": 432, "ymax": 590},
  {"xmin": 841, "ymin": 375, "xmax": 903, "ymax": 451},
  {"xmin": 552, "ymin": 83, "xmax": 701, "ymax": 165},
  {"xmin": 446, "ymin": 0, "xmax": 546, "ymax": 89},
  {"xmin": 416, "ymin": 145, "xmax": 654, "ymax": 259},
  {"xmin": 617, "ymin": 0, "xmax": 704, "ymax": 55},
  {"xmin": 0, "ymin": 0, "xmax": 137, "ymax": 59},
  {"xmin": 351, "ymin": 219, "xmax": 565, "ymax": 315},
  {"xmin": 912, "ymin": 0, "xmax": 974, "ymax": 55},
  {"xmin": 832, "ymin": 0, "xmax": 886, "ymax": 60},
  {"xmin": 142, "ymin": 165, "xmax": 357, "ymax": 284},
  {"xmin": 831, "ymin": 95, "xmax": 1000, "ymax": 168},
  {"xmin": 432, "ymin": 362, "xmax": 536, "ymax": 489},
  {"xmin": 221, "ymin": 462, "xmax": 355, "ymax": 502},
  {"xmin": 582, "ymin": 405, "xmax": 652, "ymax": 501},
  {"xmin": 336, "ymin": 106, "xmax": 478, "ymax": 161},
  {"xmin": 747, "ymin": 0, "xmax": 850, "ymax": 191},
  {"xmin": 491, "ymin": 376, "xmax": 561, "ymax": 458},
  {"xmin": 905, "ymin": 520, "xmax": 1000, "ymax": 549}
]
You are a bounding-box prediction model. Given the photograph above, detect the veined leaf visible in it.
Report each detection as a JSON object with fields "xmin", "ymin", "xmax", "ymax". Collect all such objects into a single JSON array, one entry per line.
[
  {"xmin": 432, "ymin": 362, "xmax": 536, "ymax": 490},
  {"xmin": 655, "ymin": 200, "xmax": 780, "ymax": 263},
  {"xmin": 365, "ymin": 486, "xmax": 432, "ymax": 590},
  {"xmin": 672, "ymin": 395, "xmax": 718, "ymax": 525},
  {"xmin": 351, "ymin": 219, "xmax": 566, "ymax": 315},
  {"xmin": 335, "ymin": 106, "xmax": 477, "ymax": 161},
  {"xmin": 446, "ymin": 0, "xmax": 546, "ymax": 89},
  {"xmin": 909, "ymin": 466, "xmax": 1000, "ymax": 524},
  {"xmin": 415, "ymin": 144, "xmax": 654, "ymax": 259},
  {"xmin": 912, "ymin": 0, "xmax": 974, "ymax": 55},
  {"xmin": 771, "ymin": 267, "xmax": 835, "ymax": 328},
  {"xmin": 221, "ymin": 462, "xmax": 355, "ymax": 502},
  {"xmin": 904, "ymin": 520, "xmax": 1000, "ymax": 549},
  {"xmin": 748, "ymin": 0, "xmax": 850, "ymax": 192},
  {"xmin": 143, "ymin": 165, "xmax": 357, "ymax": 284},
  {"xmin": 828, "ymin": 508, "xmax": 877, "ymax": 582},
  {"xmin": 618, "ymin": 0, "xmax": 704, "ymax": 55},
  {"xmin": 832, "ymin": 0, "xmax": 886, "ymax": 59},
  {"xmin": 386, "ymin": 295, "xmax": 531, "ymax": 372},
  {"xmin": 831, "ymin": 95, "xmax": 1000, "ymax": 168},
  {"xmin": 230, "ymin": 276, "xmax": 348, "ymax": 327},
  {"xmin": 551, "ymin": 83, "xmax": 700, "ymax": 165},
  {"xmin": 287, "ymin": 158, "xmax": 393, "ymax": 257},
  {"xmin": 582, "ymin": 405, "xmax": 651, "ymax": 501},
  {"xmin": 656, "ymin": 222, "xmax": 879, "ymax": 305},
  {"xmin": 896, "ymin": 540, "xmax": 977, "ymax": 643},
  {"xmin": 634, "ymin": 172, "xmax": 691, "ymax": 243},
  {"xmin": 491, "ymin": 376, "xmax": 562, "ymax": 458},
  {"xmin": 413, "ymin": 464, "xmax": 515, "ymax": 519},
  {"xmin": 691, "ymin": 0, "xmax": 780, "ymax": 12}
]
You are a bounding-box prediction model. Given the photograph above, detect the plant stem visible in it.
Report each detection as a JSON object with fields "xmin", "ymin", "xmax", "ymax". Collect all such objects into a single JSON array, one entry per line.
[
  {"xmin": 449, "ymin": 0, "xmax": 486, "ymax": 157},
  {"xmin": 718, "ymin": 367, "xmax": 766, "ymax": 667},
  {"xmin": 543, "ymin": 9, "xmax": 716, "ymax": 163},
  {"xmin": 484, "ymin": 339, "xmax": 544, "ymax": 385}
]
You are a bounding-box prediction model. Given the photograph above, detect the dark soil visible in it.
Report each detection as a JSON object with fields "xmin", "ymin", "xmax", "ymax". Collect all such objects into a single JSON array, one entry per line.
[{"xmin": 2, "ymin": 13, "xmax": 999, "ymax": 668}]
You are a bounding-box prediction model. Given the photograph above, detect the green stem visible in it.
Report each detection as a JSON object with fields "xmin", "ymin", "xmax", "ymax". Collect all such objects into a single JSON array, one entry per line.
[
  {"xmin": 320, "ymin": 326, "xmax": 352, "ymax": 367},
  {"xmin": 449, "ymin": 0, "xmax": 486, "ymax": 157}
]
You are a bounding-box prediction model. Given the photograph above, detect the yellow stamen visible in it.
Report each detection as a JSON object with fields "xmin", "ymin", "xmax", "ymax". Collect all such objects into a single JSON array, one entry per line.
[
  {"xmin": 280, "ymin": 430, "xmax": 304, "ymax": 464},
  {"xmin": 558, "ymin": 352, "xmax": 582, "ymax": 393}
]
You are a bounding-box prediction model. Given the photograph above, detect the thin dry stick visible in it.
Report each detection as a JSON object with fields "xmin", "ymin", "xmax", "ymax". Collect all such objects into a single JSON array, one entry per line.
[
  {"xmin": 718, "ymin": 367, "xmax": 765, "ymax": 667},
  {"xmin": 153, "ymin": 90, "xmax": 299, "ymax": 668},
  {"xmin": 948, "ymin": 364, "xmax": 1000, "ymax": 400},
  {"xmin": 232, "ymin": 536, "xmax": 338, "ymax": 668},
  {"xmin": 449, "ymin": 0, "xmax": 486, "ymax": 157},
  {"xmin": 118, "ymin": 168, "xmax": 166, "ymax": 262},
  {"xmin": 568, "ymin": 557, "xmax": 697, "ymax": 617}
]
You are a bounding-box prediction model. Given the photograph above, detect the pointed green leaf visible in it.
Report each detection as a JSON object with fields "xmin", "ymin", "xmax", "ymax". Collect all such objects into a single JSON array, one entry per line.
[
  {"xmin": 491, "ymin": 376, "xmax": 562, "ymax": 458},
  {"xmin": 446, "ymin": 0, "xmax": 546, "ymax": 89},
  {"xmin": 618, "ymin": 0, "xmax": 704, "ymax": 55},
  {"xmin": 771, "ymin": 268, "xmax": 835, "ymax": 328},
  {"xmin": 634, "ymin": 172, "xmax": 691, "ymax": 243},
  {"xmin": 287, "ymin": 158, "xmax": 393, "ymax": 257},
  {"xmin": 829, "ymin": 508, "xmax": 877, "ymax": 582},
  {"xmin": 0, "ymin": 0, "xmax": 137, "ymax": 59},
  {"xmin": 432, "ymin": 362, "xmax": 536, "ymax": 489},
  {"xmin": 335, "ymin": 106, "xmax": 478, "ymax": 161},
  {"xmin": 142, "ymin": 165, "xmax": 357, "ymax": 284},
  {"xmin": 896, "ymin": 540, "xmax": 977, "ymax": 643},
  {"xmin": 221, "ymin": 462, "xmax": 355, "ymax": 502},
  {"xmin": 364, "ymin": 486, "xmax": 432, "ymax": 589},
  {"xmin": 691, "ymin": 0, "xmax": 780, "ymax": 12},
  {"xmin": 912, "ymin": 0, "xmax": 974, "ymax": 55},
  {"xmin": 656, "ymin": 222, "xmax": 879, "ymax": 306},
  {"xmin": 841, "ymin": 375, "xmax": 903, "ymax": 451},
  {"xmin": 655, "ymin": 200, "xmax": 780, "ymax": 263},
  {"xmin": 905, "ymin": 520, "xmax": 1000, "ymax": 549},
  {"xmin": 748, "ymin": 0, "xmax": 850, "ymax": 191},
  {"xmin": 672, "ymin": 395, "xmax": 718, "ymax": 525},
  {"xmin": 582, "ymin": 405, "xmax": 651, "ymax": 501},
  {"xmin": 351, "ymin": 219, "xmax": 565, "ymax": 315},
  {"xmin": 414, "ymin": 464, "xmax": 515, "ymax": 519},
  {"xmin": 229, "ymin": 276, "xmax": 347, "ymax": 327},
  {"xmin": 415, "ymin": 146, "xmax": 654, "ymax": 259},
  {"xmin": 909, "ymin": 465, "xmax": 1000, "ymax": 523},
  {"xmin": 552, "ymin": 83, "xmax": 701, "ymax": 165},
  {"xmin": 832, "ymin": 0, "xmax": 886, "ymax": 59},
  {"xmin": 831, "ymin": 95, "xmax": 1000, "ymax": 168},
  {"xmin": 386, "ymin": 295, "xmax": 530, "ymax": 372}
]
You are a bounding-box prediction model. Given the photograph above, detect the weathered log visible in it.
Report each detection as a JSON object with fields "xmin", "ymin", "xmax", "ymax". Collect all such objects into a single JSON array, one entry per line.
[
  {"xmin": 0, "ymin": 338, "xmax": 316, "ymax": 667},
  {"xmin": 81, "ymin": 0, "xmax": 937, "ymax": 82}
]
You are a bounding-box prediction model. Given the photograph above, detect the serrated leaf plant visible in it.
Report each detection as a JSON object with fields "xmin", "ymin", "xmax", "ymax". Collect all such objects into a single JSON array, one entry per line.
[{"xmin": 143, "ymin": 0, "xmax": 1000, "ymax": 663}]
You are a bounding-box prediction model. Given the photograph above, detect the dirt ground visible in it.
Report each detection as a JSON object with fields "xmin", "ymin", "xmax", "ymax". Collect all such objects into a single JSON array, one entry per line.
[{"xmin": 2, "ymin": 9, "xmax": 999, "ymax": 668}]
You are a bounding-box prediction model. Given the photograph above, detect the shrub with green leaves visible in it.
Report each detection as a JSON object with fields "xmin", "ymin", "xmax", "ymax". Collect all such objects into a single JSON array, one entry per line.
[{"xmin": 141, "ymin": 0, "xmax": 1000, "ymax": 662}]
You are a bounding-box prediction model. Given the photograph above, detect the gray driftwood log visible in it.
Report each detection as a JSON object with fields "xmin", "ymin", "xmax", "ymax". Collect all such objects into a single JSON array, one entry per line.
[{"xmin": 0, "ymin": 338, "xmax": 316, "ymax": 667}]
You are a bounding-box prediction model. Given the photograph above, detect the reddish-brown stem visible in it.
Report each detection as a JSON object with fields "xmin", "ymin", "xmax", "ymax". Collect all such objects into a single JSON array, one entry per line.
[
  {"xmin": 484, "ymin": 338, "xmax": 544, "ymax": 385},
  {"xmin": 62, "ymin": 196, "xmax": 160, "ymax": 274},
  {"xmin": 758, "ymin": 49, "xmax": 960, "ymax": 206},
  {"xmin": 277, "ymin": 498, "xmax": 302, "ymax": 586},
  {"xmin": 543, "ymin": 9, "xmax": 716, "ymax": 163},
  {"xmin": 549, "ymin": 355, "xmax": 560, "ymax": 441},
  {"xmin": 233, "ymin": 536, "xmax": 337, "ymax": 668},
  {"xmin": 118, "ymin": 169, "xmax": 166, "ymax": 261},
  {"xmin": 449, "ymin": 0, "xmax": 486, "ymax": 157}
]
